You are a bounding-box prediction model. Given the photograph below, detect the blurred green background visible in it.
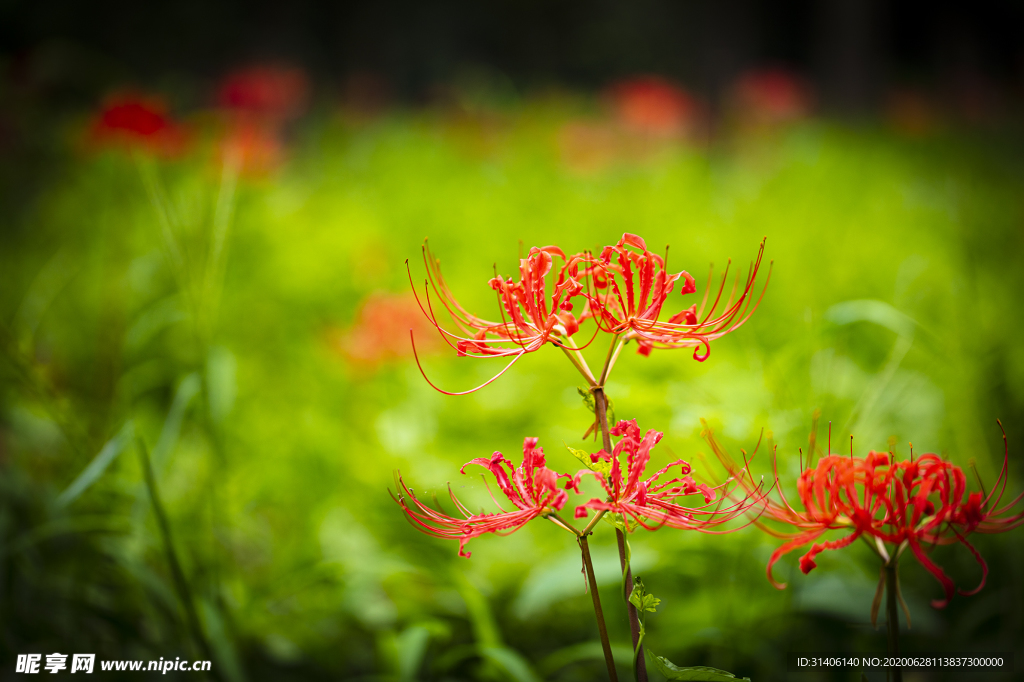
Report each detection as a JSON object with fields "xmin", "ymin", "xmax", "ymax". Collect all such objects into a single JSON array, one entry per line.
[{"xmin": 2, "ymin": 93, "xmax": 1024, "ymax": 682}]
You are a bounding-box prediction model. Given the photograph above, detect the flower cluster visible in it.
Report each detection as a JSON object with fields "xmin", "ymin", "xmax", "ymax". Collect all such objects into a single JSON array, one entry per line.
[
  {"xmin": 572, "ymin": 419, "xmax": 759, "ymax": 532},
  {"xmin": 394, "ymin": 419, "xmax": 758, "ymax": 556},
  {"xmin": 708, "ymin": 423, "xmax": 1024, "ymax": 608},
  {"xmin": 408, "ymin": 233, "xmax": 770, "ymax": 392}
]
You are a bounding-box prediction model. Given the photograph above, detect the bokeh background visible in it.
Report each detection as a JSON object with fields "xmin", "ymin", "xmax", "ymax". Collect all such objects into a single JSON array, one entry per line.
[{"xmin": 2, "ymin": 2, "xmax": 1024, "ymax": 680}]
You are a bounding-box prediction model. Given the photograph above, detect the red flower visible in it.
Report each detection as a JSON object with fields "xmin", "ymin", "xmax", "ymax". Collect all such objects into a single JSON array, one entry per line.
[
  {"xmin": 335, "ymin": 292, "xmax": 439, "ymax": 367},
  {"xmin": 89, "ymin": 95, "xmax": 186, "ymax": 156},
  {"xmin": 606, "ymin": 76, "xmax": 699, "ymax": 137},
  {"xmin": 730, "ymin": 68, "xmax": 813, "ymax": 124},
  {"xmin": 579, "ymin": 233, "xmax": 771, "ymax": 360},
  {"xmin": 409, "ymin": 241, "xmax": 590, "ymax": 393},
  {"xmin": 216, "ymin": 66, "xmax": 309, "ymax": 174},
  {"xmin": 393, "ymin": 437, "xmax": 571, "ymax": 557},
  {"xmin": 571, "ymin": 419, "xmax": 759, "ymax": 532},
  {"xmin": 217, "ymin": 66, "xmax": 308, "ymax": 122},
  {"xmin": 710, "ymin": 422, "xmax": 1024, "ymax": 608},
  {"xmin": 756, "ymin": 452, "xmax": 889, "ymax": 589}
]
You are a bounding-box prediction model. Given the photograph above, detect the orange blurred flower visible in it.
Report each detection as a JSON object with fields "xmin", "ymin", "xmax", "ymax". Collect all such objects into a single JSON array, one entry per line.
[
  {"xmin": 337, "ymin": 292, "xmax": 439, "ymax": 368},
  {"xmin": 605, "ymin": 76, "xmax": 699, "ymax": 137}
]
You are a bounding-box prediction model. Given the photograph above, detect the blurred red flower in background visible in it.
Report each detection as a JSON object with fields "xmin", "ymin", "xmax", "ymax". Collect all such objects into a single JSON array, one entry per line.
[
  {"xmin": 88, "ymin": 95, "xmax": 187, "ymax": 156},
  {"xmin": 216, "ymin": 65, "xmax": 309, "ymax": 174},
  {"xmin": 336, "ymin": 292, "xmax": 439, "ymax": 368},
  {"xmin": 730, "ymin": 69, "xmax": 813, "ymax": 125},
  {"xmin": 393, "ymin": 437, "xmax": 572, "ymax": 557},
  {"xmin": 218, "ymin": 66, "xmax": 308, "ymax": 122},
  {"xmin": 605, "ymin": 76, "xmax": 699, "ymax": 137}
]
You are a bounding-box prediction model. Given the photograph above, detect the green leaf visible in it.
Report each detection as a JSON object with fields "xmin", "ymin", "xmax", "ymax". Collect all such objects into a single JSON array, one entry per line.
[
  {"xmin": 150, "ymin": 373, "xmax": 201, "ymax": 474},
  {"xmin": 198, "ymin": 598, "xmax": 244, "ymax": 682},
  {"xmin": 55, "ymin": 421, "xmax": 135, "ymax": 508},
  {"xmin": 577, "ymin": 386, "xmax": 596, "ymax": 413},
  {"xmin": 479, "ymin": 645, "xmax": 542, "ymax": 682},
  {"xmin": 628, "ymin": 577, "xmax": 661, "ymax": 613},
  {"xmin": 396, "ymin": 625, "xmax": 432, "ymax": 682},
  {"xmin": 566, "ymin": 443, "xmax": 610, "ymax": 474},
  {"xmin": 457, "ymin": 573, "xmax": 502, "ymax": 648},
  {"xmin": 603, "ymin": 515, "xmax": 626, "ymax": 532},
  {"xmin": 538, "ymin": 641, "xmax": 633, "ymax": 677},
  {"xmin": 206, "ymin": 345, "xmax": 237, "ymax": 425},
  {"xmin": 650, "ymin": 655, "xmax": 751, "ymax": 681}
]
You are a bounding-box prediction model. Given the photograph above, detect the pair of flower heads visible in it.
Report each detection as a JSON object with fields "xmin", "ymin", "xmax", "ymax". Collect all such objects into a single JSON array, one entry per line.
[{"xmin": 393, "ymin": 232, "xmax": 1022, "ymax": 614}]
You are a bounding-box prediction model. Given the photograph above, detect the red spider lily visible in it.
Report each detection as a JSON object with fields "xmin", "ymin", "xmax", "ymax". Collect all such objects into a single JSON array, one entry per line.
[
  {"xmin": 579, "ymin": 233, "xmax": 771, "ymax": 359},
  {"xmin": 730, "ymin": 68, "xmax": 813, "ymax": 124},
  {"xmin": 217, "ymin": 66, "xmax": 309, "ymax": 123},
  {"xmin": 335, "ymin": 292, "xmax": 439, "ymax": 367},
  {"xmin": 605, "ymin": 76, "xmax": 699, "ymax": 137},
  {"xmin": 216, "ymin": 66, "xmax": 308, "ymax": 174},
  {"xmin": 709, "ymin": 422, "xmax": 1024, "ymax": 608},
  {"xmin": 571, "ymin": 419, "xmax": 762, "ymax": 532},
  {"xmin": 392, "ymin": 437, "xmax": 571, "ymax": 557},
  {"xmin": 408, "ymin": 241, "xmax": 592, "ymax": 394},
  {"xmin": 88, "ymin": 95, "xmax": 187, "ymax": 156}
]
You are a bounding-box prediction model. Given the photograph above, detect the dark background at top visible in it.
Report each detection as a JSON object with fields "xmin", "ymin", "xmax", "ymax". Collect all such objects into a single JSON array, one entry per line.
[{"xmin": 1, "ymin": 0, "xmax": 1022, "ymax": 113}]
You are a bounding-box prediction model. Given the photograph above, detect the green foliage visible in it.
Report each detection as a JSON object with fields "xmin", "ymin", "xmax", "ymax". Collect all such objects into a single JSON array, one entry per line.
[
  {"xmin": 1, "ymin": 98, "xmax": 1023, "ymax": 682},
  {"xmin": 629, "ymin": 577, "xmax": 661, "ymax": 614},
  {"xmin": 567, "ymin": 442, "xmax": 611, "ymax": 474},
  {"xmin": 650, "ymin": 656, "xmax": 752, "ymax": 681}
]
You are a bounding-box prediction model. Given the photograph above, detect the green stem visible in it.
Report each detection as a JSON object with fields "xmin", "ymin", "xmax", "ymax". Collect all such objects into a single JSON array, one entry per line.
[
  {"xmin": 632, "ymin": 618, "xmax": 646, "ymax": 682},
  {"xmin": 137, "ymin": 438, "xmax": 216, "ymax": 669},
  {"xmin": 546, "ymin": 512, "xmax": 581, "ymax": 536},
  {"xmin": 885, "ymin": 558, "xmax": 902, "ymax": 682},
  {"xmin": 599, "ymin": 336, "xmax": 626, "ymax": 386},
  {"xmin": 594, "ymin": 387, "xmax": 648, "ymax": 682},
  {"xmin": 559, "ymin": 339, "xmax": 598, "ymax": 386},
  {"xmin": 580, "ymin": 535, "xmax": 620, "ymax": 682},
  {"xmin": 582, "ymin": 509, "xmax": 608, "ymax": 536}
]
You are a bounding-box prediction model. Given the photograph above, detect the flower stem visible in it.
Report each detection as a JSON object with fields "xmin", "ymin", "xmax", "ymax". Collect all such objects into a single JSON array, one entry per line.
[
  {"xmin": 582, "ymin": 509, "xmax": 608, "ymax": 536},
  {"xmin": 546, "ymin": 511, "xmax": 581, "ymax": 536},
  {"xmin": 561, "ymin": 333, "xmax": 598, "ymax": 382},
  {"xmin": 599, "ymin": 336, "xmax": 627, "ymax": 386},
  {"xmin": 594, "ymin": 386, "xmax": 648, "ymax": 682},
  {"xmin": 580, "ymin": 535, "xmax": 620, "ymax": 682},
  {"xmin": 885, "ymin": 558, "xmax": 903, "ymax": 682}
]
